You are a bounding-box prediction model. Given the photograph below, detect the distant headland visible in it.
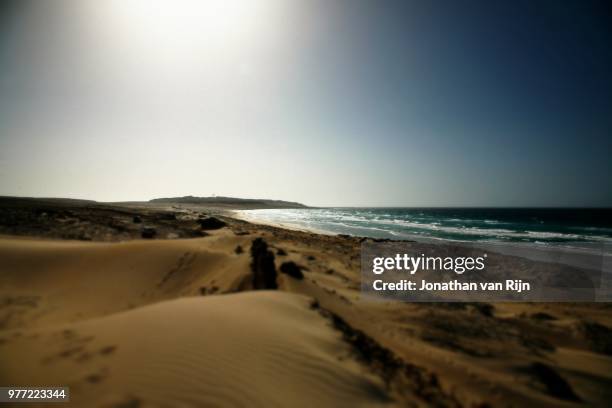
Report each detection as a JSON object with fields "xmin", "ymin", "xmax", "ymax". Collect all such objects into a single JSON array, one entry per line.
[{"xmin": 148, "ymin": 196, "xmax": 307, "ymax": 209}]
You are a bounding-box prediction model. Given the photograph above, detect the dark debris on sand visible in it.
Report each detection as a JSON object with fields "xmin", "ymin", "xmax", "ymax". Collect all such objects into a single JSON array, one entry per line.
[
  {"xmin": 0, "ymin": 196, "xmax": 211, "ymax": 241},
  {"xmin": 140, "ymin": 227, "xmax": 156, "ymax": 239},
  {"xmin": 521, "ymin": 362, "xmax": 581, "ymax": 402},
  {"xmin": 578, "ymin": 321, "xmax": 612, "ymax": 355},
  {"xmin": 250, "ymin": 238, "xmax": 277, "ymax": 290},
  {"xmin": 279, "ymin": 261, "xmax": 304, "ymax": 280},
  {"xmin": 198, "ymin": 217, "xmax": 227, "ymax": 230},
  {"xmin": 312, "ymin": 303, "xmax": 461, "ymax": 407}
]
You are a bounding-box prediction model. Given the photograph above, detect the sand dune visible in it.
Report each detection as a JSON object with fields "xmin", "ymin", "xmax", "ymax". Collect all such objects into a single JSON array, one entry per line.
[
  {"xmin": 1, "ymin": 217, "xmax": 612, "ymax": 407},
  {"xmin": 0, "ymin": 233, "xmax": 251, "ymax": 328},
  {"xmin": 2, "ymin": 292, "xmax": 390, "ymax": 407},
  {"xmin": 0, "ymin": 233, "xmax": 392, "ymax": 407}
]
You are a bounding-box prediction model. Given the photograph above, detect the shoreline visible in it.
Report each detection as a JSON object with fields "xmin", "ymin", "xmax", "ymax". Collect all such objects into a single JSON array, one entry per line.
[
  {"xmin": 230, "ymin": 209, "xmax": 611, "ymax": 274},
  {"xmin": 229, "ymin": 207, "xmax": 612, "ymax": 244},
  {"xmin": 229, "ymin": 209, "xmax": 336, "ymax": 236},
  {"xmin": 1, "ymin": 197, "xmax": 612, "ymax": 406}
]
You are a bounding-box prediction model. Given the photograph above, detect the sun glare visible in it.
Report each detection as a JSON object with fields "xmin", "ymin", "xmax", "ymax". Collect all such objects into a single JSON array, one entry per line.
[{"xmin": 106, "ymin": 0, "xmax": 271, "ymax": 50}]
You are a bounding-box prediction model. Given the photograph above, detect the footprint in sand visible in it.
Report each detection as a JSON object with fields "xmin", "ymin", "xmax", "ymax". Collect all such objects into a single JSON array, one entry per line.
[
  {"xmin": 42, "ymin": 332, "xmax": 111, "ymax": 365},
  {"xmin": 84, "ymin": 367, "xmax": 109, "ymax": 384}
]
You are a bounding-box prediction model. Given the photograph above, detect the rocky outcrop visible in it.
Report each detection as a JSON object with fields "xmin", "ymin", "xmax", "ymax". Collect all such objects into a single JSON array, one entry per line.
[
  {"xmin": 198, "ymin": 217, "xmax": 227, "ymax": 230},
  {"xmin": 141, "ymin": 226, "xmax": 156, "ymax": 239},
  {"xmin": 250, "ymin": 238, "xmax": 277, "ymax": 290},
  {"xmin": 280, "ymin": 262, "xmax": 304, "ymax": 280}
]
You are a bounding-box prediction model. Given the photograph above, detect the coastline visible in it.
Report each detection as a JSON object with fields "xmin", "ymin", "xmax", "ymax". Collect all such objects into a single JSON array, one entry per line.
[
  {"xmin": 229, "ymin": 209, "xmax": 336, "ymax": 236},
  {"xmin": 231, "ymin": 209, "xmax": 611, "ymax": 275},
  {"xmin": 1, "ymin": 198, "xmax": 611, "ymax": 406}
]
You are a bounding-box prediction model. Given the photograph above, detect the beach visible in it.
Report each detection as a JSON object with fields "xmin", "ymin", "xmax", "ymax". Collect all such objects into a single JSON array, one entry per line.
[
  {"xmin": 2, "ymin": 0, "xmax": 610, "ymax": 406},
  {"xmin": 1, "ymin": 197, "xmax": 611, "ymax": 407}
]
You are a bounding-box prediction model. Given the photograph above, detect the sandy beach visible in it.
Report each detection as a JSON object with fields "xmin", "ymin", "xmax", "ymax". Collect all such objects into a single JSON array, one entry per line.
[
  {"xmin": 0, "ymin": 197, "xmax": 610, "ymax": 407},
  {"xmin": 2, "ymin": 0, "xmax": 610, "ymax": 405}
]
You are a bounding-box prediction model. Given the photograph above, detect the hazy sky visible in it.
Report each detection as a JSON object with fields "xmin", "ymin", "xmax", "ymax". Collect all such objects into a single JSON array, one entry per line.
[{"xmin": 1, "ymin": 0, "xmax": 611, "ymax": 206}]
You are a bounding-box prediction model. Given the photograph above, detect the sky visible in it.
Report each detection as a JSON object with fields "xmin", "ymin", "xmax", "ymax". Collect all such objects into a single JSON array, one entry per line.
[{"xmin": 0, "ymin": 0, "xmax": 611, "ymax": 207}]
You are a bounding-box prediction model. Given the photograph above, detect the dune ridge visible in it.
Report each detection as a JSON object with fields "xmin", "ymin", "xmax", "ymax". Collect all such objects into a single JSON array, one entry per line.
[
  {"xmin": 0, "ymin": 232, "xmax": 397, "ymax": 407},
  {"xmin": 2, "ymin": 292, "xmax": 392, "ymax": 407},
  {"xmin": 1, "ymin": 208, "xmax": 612, "ymax": 407}
]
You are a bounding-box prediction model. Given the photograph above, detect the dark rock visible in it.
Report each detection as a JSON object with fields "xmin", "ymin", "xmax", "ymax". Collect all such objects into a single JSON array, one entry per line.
[
  {"xmin": 141, "ymin": 226, "xmax": 156, "ymax": 239},
  {"xmin": 525, "ymin": 362, "xmax": 580, "ymax": 401},
  {"xmin": 132, "ymin": 216, "xmax": 142, "ymax": 224},
  {"xmin": 277, "ymin": 248, "xmax": 287, "ymax": 256},
  {"xmin": 235, "ymin": 245, "xmax": 244, "ymax": 254},
  {"xmin": 280, "ymin": 262, "xmax": 304, "ymax": 280},
  {"xmin": 530, "ymin": 312, "xmax": 556, "ymax": 321},
  {"xmin": 307, "ymin": 255, "xmax": 315, "ymax": 261},
  {"xmin": 327, "ymin": 311, "xmax": 459, "ymax": 406},
  {"xmin": 198, "ymin": 217, "xmax": 227, "ymax": 230},
  {"xmin": 579, "ymin": 321, "xmax": 612, "ymax": 355},
  {"xmin": 470, "ymin": 303, "xmax": 495, "ymax": 317},
  {"xmin": 250, "ymin": 238, "xmax": 277, "ymax": 289}
]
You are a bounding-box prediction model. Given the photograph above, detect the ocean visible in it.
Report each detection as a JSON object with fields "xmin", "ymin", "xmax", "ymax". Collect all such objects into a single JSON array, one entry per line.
[{"xmin": 238, "ymin": 208, "xmax": 612, "ymax": 256}]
